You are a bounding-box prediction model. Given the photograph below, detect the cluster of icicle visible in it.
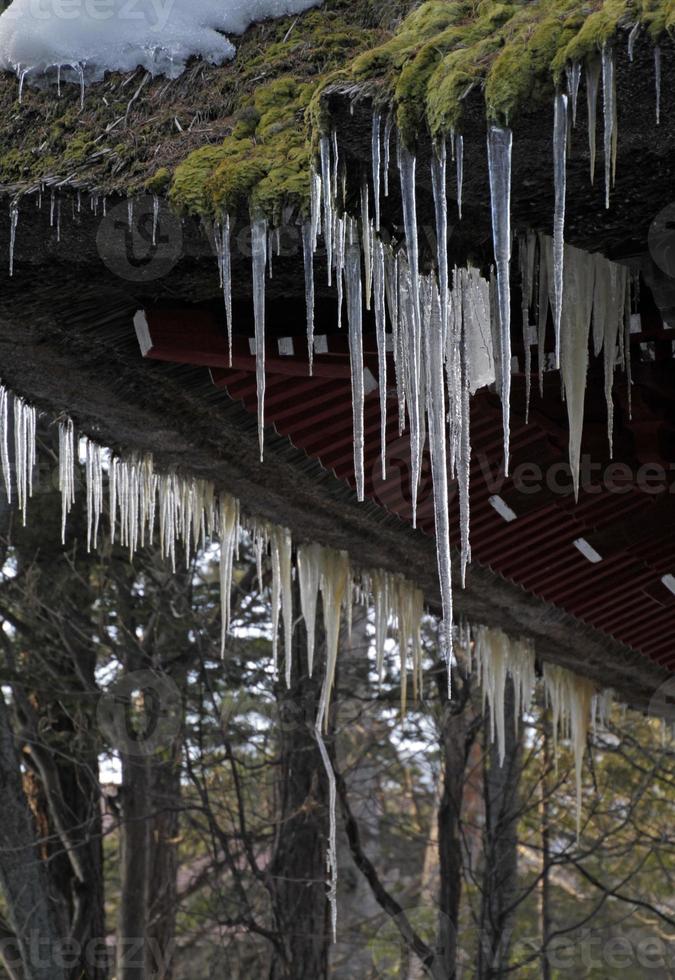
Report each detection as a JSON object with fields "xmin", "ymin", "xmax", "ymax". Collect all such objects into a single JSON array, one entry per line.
[
  {"xmin": 519, "ymin": 232, "xmax": 631, "ymax": 499},
  {"xmin": 467, "ymin": 627, "xmax": 613, "ymax": 841},
  {"xmin": 214, "ymin": 124, "xmax": 499, "ymax": 685},
  {"xmin": 0, "ymin": 381, "xmax": 428, "ymax": 939},
  {"xmin": 213, "ymin": 102, "xmax": 638, "ymax": 695}
]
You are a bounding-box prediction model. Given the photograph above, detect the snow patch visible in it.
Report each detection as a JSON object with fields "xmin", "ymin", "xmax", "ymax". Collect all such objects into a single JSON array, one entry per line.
[{"xmin": 0, "ymin": 0, "xmax": 322, "ymax": 84}]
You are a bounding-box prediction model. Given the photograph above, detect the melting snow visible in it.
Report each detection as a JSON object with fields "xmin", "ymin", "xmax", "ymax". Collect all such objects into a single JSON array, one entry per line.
[{"xmin": 0, "ymin": 0, "xmax": 322, "ymax": 83}]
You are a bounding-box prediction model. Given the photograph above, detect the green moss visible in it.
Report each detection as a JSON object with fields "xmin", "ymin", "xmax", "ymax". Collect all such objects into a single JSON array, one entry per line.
[
  {"xmin": 145, "ymin": 167, "xmax": 172, "ymax": 195},
  {"xmin": 168, "ymin": 9, "xmax": 381, "ymax": 221},
  {"xmin": 339, "ymin": 0, "xmax": 674, "ymax": 137},
  {"xmin": 0, "ymin": 0, "xmax": 671, "ymax": 213}
]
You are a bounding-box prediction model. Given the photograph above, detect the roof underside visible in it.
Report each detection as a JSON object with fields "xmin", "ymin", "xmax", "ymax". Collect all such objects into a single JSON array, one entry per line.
[{"xmin": 0, "ymin": 1, "xmax": 673, "ymax": 709}]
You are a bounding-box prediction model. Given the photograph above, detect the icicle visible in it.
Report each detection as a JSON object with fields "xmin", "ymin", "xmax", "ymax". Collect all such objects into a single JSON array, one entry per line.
[
  {"xmin": 17, "ymin": 66, "xmax": 28, "ymax": 104},
  {"xmin": 543, "ymin": 663, "xmax": 594, "ymax": 841},
  {"xmin": 372, "ymin": 113, "xmax": 382, "ymax": 232},
  {"xmin": 519, "ymin": 236, "xmax": 535, "ymax": 422},
  {"xmin": 586, "ymin": 58, "xmax": 601, "ymax": 185},
  {"xmin": 373, "ymin": 237, "xmax": 388, "ymax": 481},
  {"xmin": 278, "ymin": 528, "xmax": 294, "ymax": 688},
  {"xmin": 431, "ymin": 140, "xmax": 449, "ymax": 344},
  {"xmin": 9, "ymin": 202, "xmax": 19, "ymax": 277},
  {"xmin": 601, "ymin": 45, "xmax": 617, "ymax": 209},
  {"xmin": 422, "ymin": 278, "xmax": 453, "ymax": 687},
  {"xmin": 345, "ymin": 219, "xmax": 365, "ymax": 502},
  {"xmin": 566, "ymin": 63, "xmax": 581, "ymax": 126},
  {"xmin": 627, "ymin": 22, "xmax": 640, "ymax": 62},
  {"xmin": 655, "ymin": 45, "xmax": 662, "ymax": 126},
  {"xmin": 152, "ymin": 194, "xmax": 159, "ymax": 246},
  {"xmin": 219, "ymin": 495, "xmax": 240, "ymax": 656},
  {"xmin": 0, "ymin": 387, "xmax": 11, "ymax": 502},
  {"xmin": 331, "ymin": 130, "xmax": 339, "ymax": 208},
  {"xmin": 310, "ymin": 169, "xmax": 322, "ymax": 251},
  {"xmin": 560, "ymin": 242, "xmax": 595, "ymax": 500},
  {"xmin": 251, "ymin": 217, "xmax": 268, "ymax": 461},
  {"xmin": 320, "ymin": 135, "xmax": 333, "ymax": 285},
  {"xmin": 398, "ymin": 255, "xmax": 423, "ymax": 523},
  {"xmin": 462, "ymin": 266, "xmax": 495, "ymax": 395},
  {"xmin": 13, "ymin": 396, "xmax": 35, "ymax": 525},
  {"xmin": 318, "ymin": 547, "xmax": 350, "ymax": 722},
  {"xmin": 487, "ymin": 125, "xmax": 513, "ymax": 475},
  {"xmin": 458, "ymin": 279, "xmax": 472, "ymax": 585},
  {"xmin": 372, "ymin": 570, "xmax": 390, "ymax": 682},
  {"xmin": 85, "ymin": 440, "xmax": 103, "ymax": 552},
  {"xmin": 398, "ymin": 142, "xmax": 422, "ymax": 353},
  {"xmin": 475, "ymin": 627, "xmax": 509, "ymax": 765},
  {"xmin": 382, "ymin": 112, "xmax": 394, "ymax": 197},
  {"xmin": 302, "ymin": 222, "xmax": 315, "ymax": 375},
  {"xmin": 335, "ymin": 214, "xmax": 346, "ymax": 330},
  {"xmin": 455, "ymin": 133, "xmax": 464, "ymax": 220},
  {"xmin": 361, "ymin": 181, "xmax": 372, "ymax": 311},
  {"xmin": 553, "ymin": 94, "xmax": 569, "ymax": 368},
  {"xmin": 298, "ymin": 542, "xmax": 322, "ymax": 677},
  {"xmin": 221, "ymin": 214, "xmax": 233, "ymax": 366},
  {"xmin": 592, "ymin": 688, "xmax": 613, "ymax": 734},
  {"xmin": 474, "ymin": 627, "xmax": 536, "ymax": 766},
  {"xmin": 604, "ymin": 264, "xmax": 627, "ymax": 458},
  {"xmin": 398, "ymin": 142, "xmax": 425, "ymax": 520},
  {"xmin": 76, "ymin": 64, "xmax": 85, "ymax": 110}
]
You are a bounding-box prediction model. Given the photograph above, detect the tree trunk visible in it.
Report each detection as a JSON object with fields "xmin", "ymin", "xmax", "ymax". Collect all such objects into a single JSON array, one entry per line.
[
  {"xmin": 117, "ymin": 753, "xmax": 151, "ymax": 980},
  {"xmin": 144, "ymin": 745, "xmax": 181, "ymax": 979},
  {"xmin": 0, "ymin": 693, "xmax": 66, "ymax": 980},
  {"xmin": 539, "ymin": 712, "xmax": 552, "ymax": 980},
  {"xmin": 476, "ymin": 677, "xmax": 522, "ymax": 979},
  {"xmin": 436, "ymin": 679, "xmax": 479, "ymax": 979},
  {"xmin": 268, "ymin": 599, "xmax": 329, "ymax": 980}
]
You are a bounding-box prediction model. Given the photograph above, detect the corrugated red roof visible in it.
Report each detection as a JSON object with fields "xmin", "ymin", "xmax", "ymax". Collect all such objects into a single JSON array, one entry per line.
[{"xmin": 138, "ymin": 299, "xmax": 675, "ymax": 672}]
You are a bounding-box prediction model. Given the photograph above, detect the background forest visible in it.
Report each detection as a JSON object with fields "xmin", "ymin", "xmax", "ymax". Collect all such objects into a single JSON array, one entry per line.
[{"xmin": 0, "ymin": 430, "xmax": 672, "ymax": 980}]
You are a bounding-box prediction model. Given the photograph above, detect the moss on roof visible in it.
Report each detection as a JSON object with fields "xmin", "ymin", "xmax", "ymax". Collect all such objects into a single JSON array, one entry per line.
[{"xmin": 0, "ymin": 0, "xmax": 671, "ymax": 221}]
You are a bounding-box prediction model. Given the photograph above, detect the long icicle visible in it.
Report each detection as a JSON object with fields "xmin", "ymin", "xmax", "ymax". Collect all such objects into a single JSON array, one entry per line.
[
  {"xmin": 456, "ymin": 133, "xmax": 464, "ymax": 220},
  {"xmin": 586, "ymin": 58, "xmax": 601, "ymax": 186},
  {"xmin": 422, "ymin": 278, "xmax": 453, "ymax": 693},
  {"xmin": 373, "ymin": 237, "xmax": 388, "ymax": 481},
  {"xmin": 219, "ymin": 495, "xmax": 240, "ymax": 657},
  {"xmin": 432, "ymin": 140, "xmax": 449, "ymax": 345},
  {"xmin": 0, "ymin": 387, "xmax": 11, "ymax": 503},
  {"xmin": 553, "ymin": 93, "xmax": 569, "ymax": 368},
  {"xmin": 320, "ymin": 135, "xmax": 333, "ymax": 286},
  {"xmin": 345, "ymin": 219, "xmax": 365, "ymax": 501},
  {"xmin": 399, "ymin": 142, "xmax": 424, "ymax": 518},
  {"xmin": 487, "ymin": 125, "xmax": 514, "ymax": 475},
  {"xmin": 372, "ymin": 112, "xmax": 382, "ymax": 233},
  {"xmin": 601, "ymin": 45, "xmax": 617, "ymax": 209},
  {"xmin": 59, "ymin": 419, "xmax": 75, "ymax": 542},
  {"xmin": 297, "ymin": 542, "xmax": 322, "ymax": 677},
  {"xmin": 302, "ymin": 222, "xmax": 315, "ymax": 375},
  {"xmin": 222, "ymin": 214, "xmax": 233, "ymax": 366},
  {"xmin": 251, "ymin": 217, "xmax": 268, "ymax": 461}
]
